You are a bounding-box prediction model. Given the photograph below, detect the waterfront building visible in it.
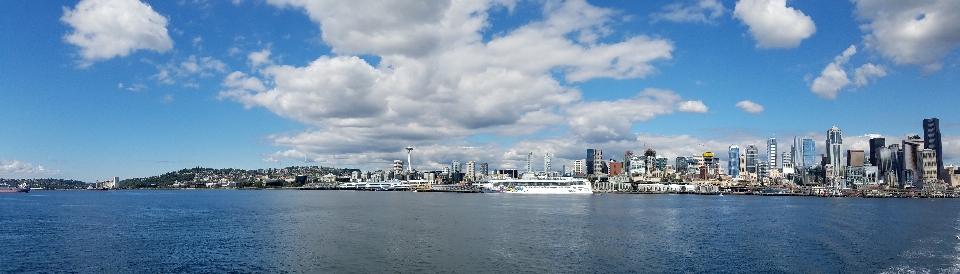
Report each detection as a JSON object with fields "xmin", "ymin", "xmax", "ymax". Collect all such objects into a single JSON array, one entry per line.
[
  {"xmin": 739, "ymin": 152, "xmax": 747, "ymax": 179},
  {"xmin": 921, "ymin": 149, "xmax": 939, "ymax": 188},
  {"xmin": 827, "ymin": 126, "xmax": 843, "ymax": 178},
  {"xmin": 746, "ymin": 145, "xmax": 759, "ymax": 173},
  {"xmin": 869, "ymin": 137, "xmax": 885, "ymax": 170},
  {"xmin": 466, "ymin": 161, "xmax": 476, "ymax": 182},
  {"xmin": 593, "ymin": 150, "xmax": 605, "ymax": 175},
  {"xmin": 586, "ymin": 149, "xmax": 596, "ymax": 175},
  {"xmin": 923, "ymin": 118, "xmax": 944, "ymax": 179},
  {"xmin": 758, "ymin": 162, "xmax": 769, "ymax": 180},
  {"xmin": 655, "ymin": 156, "xmax": 668, "ymax": 172},
  {"xmin": 767, "ymin": 138, "xmax": 778, "ymax": 169},
  {"xmin": 903, "ymin": 136, "xmax": 923, "ymax": 187},
  {"xmin": 451, "ymin": 161, "xmax": 461, "ymax": 174},
  {"xmin": 630, "ymin": 156, "xmax": 645, "ymax": 176},
  {"xmin": 781, "ymin": 151, "xmax": 792, "ymax": 171},
  {"xmin": 802, "ymin": 138, "xmax": 816, "ymax": 168},
  {"xmin": 609, "ymin": 160, "xmax": 622, "ymax": 176},
  {"xmin": 525, "ymin": 152, "xmax": 533, "ymax": 174},
  {"xmin": 781, "ymin": 161, "xmax": 794, "ymax": 175},
  {"xmin": 623, "ymin": 151, "xmax": 634, "ymax": 174},
  {"xmin": 675, "ymin": 156, "xmax": 689, "ymax": 175},
  {"xmin": 393, "ymin": 160, "xmax": 404, "ymax": 175},
  {"xmin": 480, "ymin": 162, "xmax": 489, "ymax": 177},
  {"xmin": 847, "ymin": 150, "xmax": 865, "ymax": 168},
  {"xmin": 573, "ymin": 159, "xmax": 585, "ymax": 175},
  {"xmin": 728, "ymin": 145, "xmax": 740, "ymax": 179},
  {"xmin": 543, "ymin": 153, "xmax": 552, "ymax": 173},
  {"xmin": 792, "ymin": 137, "xmax": 803, "ymax": 167}
]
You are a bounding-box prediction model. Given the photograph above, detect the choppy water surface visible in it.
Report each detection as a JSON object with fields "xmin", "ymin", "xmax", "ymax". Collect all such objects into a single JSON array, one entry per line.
[{"xmin": 2, "ymin": 190, "xmax": 960, "ymax": 273}]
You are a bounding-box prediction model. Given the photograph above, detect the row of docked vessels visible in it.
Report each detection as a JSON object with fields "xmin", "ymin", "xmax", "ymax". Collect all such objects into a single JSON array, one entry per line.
[
  {"xmin": 338, "ymin": 181, "xmax": 412, "ymax": 191},
  {"xmin": 479, "ymin": 177, "xmax": 593, "ymax": 194}
]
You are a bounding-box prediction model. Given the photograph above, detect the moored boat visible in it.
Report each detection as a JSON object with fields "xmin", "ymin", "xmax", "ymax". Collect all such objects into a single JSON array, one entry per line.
[
  {"xmin": 479, "ymin": 177, "xmax": 593, "ymax": 194},
  {"xmin": 0, "ymin": 183, "xmax": 30, "ymax": 193}
]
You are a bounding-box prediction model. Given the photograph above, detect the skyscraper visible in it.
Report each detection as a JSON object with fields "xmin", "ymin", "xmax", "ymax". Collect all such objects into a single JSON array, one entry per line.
[
  {"xmin": 802, "ymin": 138, "xmax": 816, "ymax": 168},
  {"xmin": 746, "ymin": 145, "xmax": 759, "ymax": 173},
  {"xmin": 593, "ymin": 150, "xmax": 605, "ymax": 175},
  {"xmin": 543, "ymin": 153, "xmax": 552, "ymax": 173},
  {"xmin": 827, "ymin": 126, "xmax": 843, "ymax": 178},
  {"xmin": 869, "ymin": 137, "xmax": 885, "ymax": 167},
  {"xmin": 923, "ymin": 118, "xmax": 943, "ymax": 178},
  {"xmin": 903, "ymin": 136, "xmax": 924, "ymax": 186},
  {"xmin": 767, "ymin": 138, "xmax": 778, "ymax": 169},
  {"xmin": 466, "ymin": 161, "xmax": 476, "ymax": 181},
  {"xmin": 793, "ymin": 136, "xmax": 803, "ymax": 167},
  {"xmin": 525, "ymin": 152, "xmax": 534, "ymax": 174},
  {"xmin": 728, "ymin": 145, "xmax": 740, "ymax": 178},
  {"xmin": 586, "ymin": 149, "xmax": 595, "ymax": 175}
]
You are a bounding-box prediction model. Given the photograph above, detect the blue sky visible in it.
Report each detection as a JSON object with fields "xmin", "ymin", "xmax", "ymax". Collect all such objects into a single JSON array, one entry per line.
[{"xmin": 2, "ymin": 0, "xmax": 959, "ymax": 181}]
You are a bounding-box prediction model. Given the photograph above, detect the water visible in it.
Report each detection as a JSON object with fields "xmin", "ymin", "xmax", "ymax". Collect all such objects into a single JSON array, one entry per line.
[{"xmin": 2, "ymin": 190, "xmax": 960, "ymax": 273}]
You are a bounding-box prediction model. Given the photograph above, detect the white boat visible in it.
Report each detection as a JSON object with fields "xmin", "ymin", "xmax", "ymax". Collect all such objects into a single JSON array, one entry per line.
[{"xmin": 479, "ymin": 177, "xmax": 593, "ymax": 194}]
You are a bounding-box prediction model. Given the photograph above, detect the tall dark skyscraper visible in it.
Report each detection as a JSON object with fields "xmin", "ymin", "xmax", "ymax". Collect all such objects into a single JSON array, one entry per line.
[
  {"xmin": 745, "ymin": 145, "xmax": 759, "ymax": 173},
  {"xmin": 923, "ymin": 118, "xmax": 943, "ymax": 178},
  {"xmin": 869, "ymin": 137, "xmax": 885, "ymax": 166},
  {"xmin": 586, "ymin": 149, "xmax": 595, "ymax": 175}
]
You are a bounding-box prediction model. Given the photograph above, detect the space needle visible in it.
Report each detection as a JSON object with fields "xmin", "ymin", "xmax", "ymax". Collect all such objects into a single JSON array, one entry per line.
[{"xmin": 405, "ymin": 146, "xmax": 414, "ymax": 172}]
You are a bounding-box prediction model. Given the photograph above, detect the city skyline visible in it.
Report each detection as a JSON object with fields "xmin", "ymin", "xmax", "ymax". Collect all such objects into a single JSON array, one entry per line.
[{"xmin": 2, "ymin": 0, "xmax": 960, "ymax": 182}]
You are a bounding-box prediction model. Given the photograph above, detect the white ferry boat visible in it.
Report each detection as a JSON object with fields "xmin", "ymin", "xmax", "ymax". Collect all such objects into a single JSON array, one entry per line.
[{"xmin": 479, "ymin": 178, "xmax": 593, "ymax": 194}]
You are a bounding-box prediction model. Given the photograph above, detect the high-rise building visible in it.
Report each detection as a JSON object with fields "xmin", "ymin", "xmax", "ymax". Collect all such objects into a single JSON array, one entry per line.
[
  {"xmin": 847, "ymin": 150, "xmax": 864, "ymax": 167},
  {"xmin": 525, "ymin": 152, "xmax": 534, "ymax": 174},
  {"xmin": 480, "ymin": 162, "xmax": 489, "ymax": 177},
  {"xmin": 792, "ymin": 137, "xmax": 803, "ymax": 167},
  {"xmin": 923, "ymin": 118, "xmax": 944, "ymax": 179},
  {"xmin": 586, "ymin": 149, "xmax": 596, "ymax": 175},
  {"xmin": 675, "ymin": 156, "xmax": 689, "ymax": 175},
  {"xmin": 827, "ymin": 126, "xmax": 843, "ymax": 178},
  {"xmin": 543, "ymin": 153, "xmax": 552, "ymax": 173},
  {"xmin": 903, "ymin": 136, "xmax": 924, "ymax": 186},
  {"xmin": 573, "ymin": 159, "xmax": 585, "ymax": 175},
  {"xmin": 869, "ymin": 137, "xmax": 885, "ymax": 168},
  {"xmin": 781, "ymin": 151, "xmax": 792, "ymax": 170},
  {"xmin": 466, "ymin": 161, "xmax": 476, "ymax": 181},
  {"xmin": 921, "ymin": 149, "xmax": 939, "ymax": 186},
  {"xmin": 451, "ymin": 160, "xmax": 461, "ymax": 173},
  {"xmin": 623, "ymin": 151, "xmax": 634, "ymax": 174},
  {"xmin": 802, "ymin": 138, "xmax": 816, "ymax": 168},
  {"xmin": 745, "ymin": 145, "xmax": 759, "ymax": 173},
  {"xmin": 728, "ymin": 145, "xmax": 740, "ymax": 178},
  {"xmin": 593, "ymin": 150, "xmax": 605, "ymax": 175},
  {"xmin": 767, "ymin": 138, "xmax": 778, "ymax": 169}
]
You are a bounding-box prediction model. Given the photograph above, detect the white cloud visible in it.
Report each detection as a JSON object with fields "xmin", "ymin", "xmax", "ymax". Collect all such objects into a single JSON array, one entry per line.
[
  {"xmin": 61, "ymin": 0, "xmax": 173, "ymax": 66},
  {"xmin": 735, "ymin": 100, "xmax": 764, "ymax": 114},
  {"xmin": 152, "ymin": 55, "xmax": 228, "ymax": 85},
  {"xmin": 733, "ymin": 0, "xmax": 816, "ymax": 49},
  {"xmin": 853, "ymin": 63, "xmax": 887, "ymax": 87},
  {"xmin": 810, "ymin": 45, "xmax": 856, "ymax": 99},
  {"xmin": 565, "ymin": 88, "xmax": 689, "ymax": 143},
  {"xmin": 854, "ymin": 0, "xmax": 960, "ymax": 72},
  {"xmin": 0, "ymin": 159, "xmax": 60, "ymax": 176},
  {"xmin": 678, "ymin": 100, "xmax": 708, "ymax": 113},
  {"xmin": 651, "ymin": 0, "xmax": 725, "ymax": 24},
  {"xmin": 248, "ymin": 49, "xmax": 272, "ymax": 67},
  {"xmin": 222, "ymin": 0, "xmax": 676, "ymax": 161}
]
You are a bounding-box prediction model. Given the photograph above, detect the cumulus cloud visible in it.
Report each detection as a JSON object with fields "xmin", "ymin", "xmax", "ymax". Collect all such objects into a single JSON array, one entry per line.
[
  {"xmin": 651, "ymin": 0, "xmax": 725, "ymax": 24},
  {"xmin": 810, "ymin": 45, "xmax": 887, "ymax": 99},
  {"xmin": 853, "ymin": 63, "xmax": 887, "ymax": 87},
  {"xmin": 733, "ymin": 0, "xmax": 816, "ymax": 49},
  {"xmin": 61, "ymin": 0, "xmax": 173, "ymax": 66},
  {"xmin": 678, "ymin": 100, "xmax": 708, "ymax": 113},
  {"xmin": 735, "ymin": 100, "xmax": 764, "ymax": 114},
  {"xmin": 222, "ymin": 0, "xmax": 677, "ymax": 165},
  {"xmin": 565, "ymin": 88, "xmax": 693, "ymax": 143},
  {"xmin": 810, "ymin": 45, "xmax": 854, "ymax": 99},
  {"xmin": 854, "ymin": 0, "xmax": 960, "ymax": 72},
  {"xmin": 248, "ymin": 49, "xmax": 272, "ymax": 67},
  {"xmin": 0, "ymin": 159, "xmax": 60, "ymax": 176}
]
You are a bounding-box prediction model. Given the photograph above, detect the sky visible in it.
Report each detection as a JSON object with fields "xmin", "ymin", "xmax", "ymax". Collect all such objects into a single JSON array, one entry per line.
[{"xmin": 2, "ymin": 0, "xmax": 960, "ymax": 182}]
